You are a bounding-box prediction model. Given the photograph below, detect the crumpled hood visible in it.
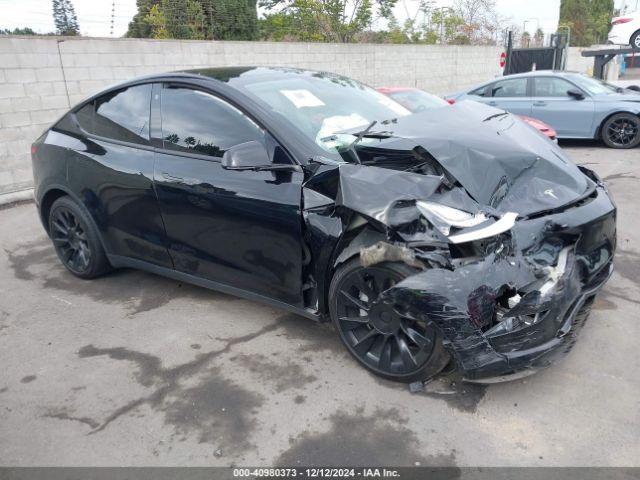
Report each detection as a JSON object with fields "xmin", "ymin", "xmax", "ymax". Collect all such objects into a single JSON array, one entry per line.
[{"xmin": 357, "ymin": 101, "xmax": 594, "ymax": 216}]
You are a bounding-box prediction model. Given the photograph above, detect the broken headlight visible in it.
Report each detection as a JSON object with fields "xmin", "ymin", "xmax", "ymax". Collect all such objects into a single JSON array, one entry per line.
[
  {"xmin": 416, "ymin": 201, "xmax": 487, "ymax": 236},
  {"xmin": 417, "ymin": 201, "xmax": 519, "ymax": 244}
]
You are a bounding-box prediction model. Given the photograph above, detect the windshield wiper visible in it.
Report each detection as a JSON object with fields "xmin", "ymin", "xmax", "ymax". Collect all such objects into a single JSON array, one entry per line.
[{"xmin": 335, "ymin": 121, "xmax": 395, "ymax": 139}]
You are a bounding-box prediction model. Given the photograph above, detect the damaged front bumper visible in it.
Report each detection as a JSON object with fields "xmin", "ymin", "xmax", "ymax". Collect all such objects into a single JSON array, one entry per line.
[{"xmin": 378, "ymin": 184, "xmax": 616, "ymax": 383}]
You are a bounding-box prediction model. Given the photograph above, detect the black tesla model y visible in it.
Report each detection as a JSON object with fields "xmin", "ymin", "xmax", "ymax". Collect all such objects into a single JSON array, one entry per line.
[{"xmin": 31, "ymin": 67, "xmax": 616, "ymax": 383}]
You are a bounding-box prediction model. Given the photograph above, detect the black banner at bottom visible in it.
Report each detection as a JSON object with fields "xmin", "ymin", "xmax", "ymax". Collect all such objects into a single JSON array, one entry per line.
[{"xmin": 0, "ymin": 467, "xmax": 639, "ymax": 480}]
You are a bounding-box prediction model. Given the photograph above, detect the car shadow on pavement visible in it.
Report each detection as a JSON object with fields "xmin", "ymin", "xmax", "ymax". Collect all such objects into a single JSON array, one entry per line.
[{"xmin": 4, "ymin": 236, "xmax": 239, "ymax": 316}]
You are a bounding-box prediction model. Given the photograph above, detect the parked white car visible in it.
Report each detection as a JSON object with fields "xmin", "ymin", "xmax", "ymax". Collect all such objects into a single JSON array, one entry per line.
[{"xmin": 608, "ymin": 10, "xmax": 640, "ymax": 49}]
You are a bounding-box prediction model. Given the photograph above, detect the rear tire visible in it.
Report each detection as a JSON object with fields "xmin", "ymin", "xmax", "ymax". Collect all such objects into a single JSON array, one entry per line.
[
  {"xmin": 631, "ymin": 30, "xmax": 640, "ymax": 51},
  {"xmin": 601, "ymin": 113, "xmax": 640, "ymax": 149},
  {"xmin": 329, "ymin": 257, "xmax": 450, "ymax": 383},
  {"xmin": 48, "ymin": 196, "xmax": 111, "ymax": 279}
]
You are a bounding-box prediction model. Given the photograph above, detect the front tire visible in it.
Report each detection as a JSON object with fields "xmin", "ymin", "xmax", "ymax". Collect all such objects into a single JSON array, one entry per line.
[
  {"xmin": 329, "ymin": 257, "xmax": 449, "ymax": 383},
  {"xmin": 48, "ymin": 196, "xmax": 111, "ymax": 279},
  {"xmin": 601, "ymin": 113, "xmax": 640, "ymax": 149}
]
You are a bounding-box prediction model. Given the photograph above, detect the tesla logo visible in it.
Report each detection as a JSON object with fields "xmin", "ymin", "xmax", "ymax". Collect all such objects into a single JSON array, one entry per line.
[{"xmin": 544, "ymin": 189, "xmax": 558, "ymax": 199}]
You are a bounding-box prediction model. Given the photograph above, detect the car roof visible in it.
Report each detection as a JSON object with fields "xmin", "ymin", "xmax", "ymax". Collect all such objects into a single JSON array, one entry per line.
[
  {"xmin": 459, "ymin": 70, "xmax": 587, "ymax": 94},
  {"xmin": 491, "ymin": 70, "xmax": 584, "ymax": 80},
  {"xmin": 82, "ymin": 66, "xmax": 365, "ymax": 103},
  {"xmin": 69, "ymin": 66, "xmax": 350, "ymax": 111}
]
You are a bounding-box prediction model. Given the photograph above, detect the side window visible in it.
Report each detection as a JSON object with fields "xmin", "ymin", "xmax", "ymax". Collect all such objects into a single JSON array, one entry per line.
[
  {"xmin": 469, "ymin": 86, "xmax": 487, "ymax": 97},
  {"xmin": 490, "ymin": 78, "xmax": 528, "ymax": 98},
  {"xmin": 534, "ymin": 77, "xmax": 577, "ymax": 97},
  {"xmin": 75, "ymin": 103, "xmax": 94, "ymax": 132},
  {"xmin": 160, "ymin": 86, "xmax": 264, "ymax": 158},
  {"xmin": 79, "ymin": 85, "xmax": 152, "ymax": 145}
]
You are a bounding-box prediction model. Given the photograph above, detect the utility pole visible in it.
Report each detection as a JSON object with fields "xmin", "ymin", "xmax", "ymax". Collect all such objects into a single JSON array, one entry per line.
[{"xmin": 110, "ymin": 0, "xmax": 115, "ymax": 36}]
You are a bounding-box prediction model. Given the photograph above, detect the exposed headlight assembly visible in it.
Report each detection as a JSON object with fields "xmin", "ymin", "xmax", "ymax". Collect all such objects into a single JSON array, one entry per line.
[
  {"xmin": 416, "ymin": 201, "xmax": 487, "ymax": 235},
  {"xmin": 416, "ymin": 201, "xmax": 518, "ymax": 244}
]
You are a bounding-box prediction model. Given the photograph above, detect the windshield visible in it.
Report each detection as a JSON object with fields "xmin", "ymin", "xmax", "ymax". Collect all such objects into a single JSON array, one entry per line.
[
  {"xmin": 386, "ymin": 89, "xmax": 449, "ymax": 113},
  {"xmin": 240, "ymin": 72, "xmax": 411, "ymax": 153},
  {"xmin": 571, "ymin": 74, "xmax": 619, "ymax": 95}
]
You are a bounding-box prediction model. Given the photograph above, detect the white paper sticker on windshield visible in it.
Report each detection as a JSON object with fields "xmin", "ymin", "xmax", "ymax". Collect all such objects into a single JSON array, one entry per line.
[
  {"xmin": 317, "ymin": 114, "xmax": 369, "ymax": 138},
  {"xmin": 280, "ymin": 89, "xmax": 325, "ymax": 108}
]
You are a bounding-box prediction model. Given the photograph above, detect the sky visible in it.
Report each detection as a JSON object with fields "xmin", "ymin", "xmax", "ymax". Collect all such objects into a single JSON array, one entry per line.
[{"xmin": 0, "ymin": 0, "xmax": 635, "ymax": 38}]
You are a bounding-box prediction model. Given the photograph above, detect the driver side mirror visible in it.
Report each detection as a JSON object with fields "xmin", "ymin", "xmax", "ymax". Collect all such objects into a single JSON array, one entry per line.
[
  {"xmin": 567, "ymin": 88, "xmax": 585, "ymax": 100},
  {"xmin": 222, "ymin": 141, "xmax": 271, "ymax": 170},
  {"xmin": 222, "ymin": 141, "xmax": 300, "ymax": 172}
]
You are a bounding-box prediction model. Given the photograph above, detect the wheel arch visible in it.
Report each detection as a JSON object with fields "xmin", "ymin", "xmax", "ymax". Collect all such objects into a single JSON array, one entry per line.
[
  {"xmin": 40, "ymin": 187, "xmax": 69, "ymax": 235},
  {"xmin": 595, "ymin": 110, "xmax": 640, "ymax": 140},
  {"xmin": 39, "ymin": 185, "xmax": 110, "ymax": 254},
  {"xmin": 316, "ymin": 220, "xmax": 388, "ymax": 318}
]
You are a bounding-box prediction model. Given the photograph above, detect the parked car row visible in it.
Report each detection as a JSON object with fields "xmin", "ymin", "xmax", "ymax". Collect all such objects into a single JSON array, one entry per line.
[{"xmin": 448, "ymin": 71, "xmax": 640, "ymax": 149}]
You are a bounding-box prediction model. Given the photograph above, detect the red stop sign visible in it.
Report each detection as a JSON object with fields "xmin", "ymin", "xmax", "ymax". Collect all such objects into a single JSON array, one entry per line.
[{"xmin": 500, "ymin": 52, "xmax": 507, "ymax": 68}]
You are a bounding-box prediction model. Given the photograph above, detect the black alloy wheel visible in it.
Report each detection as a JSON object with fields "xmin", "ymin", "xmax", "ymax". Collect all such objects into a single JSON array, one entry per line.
[
  {"xmin": 602, "ymin": 113, "xmax": 640, "ymax": 149},
  {"xmin": 51, "ymin": 207, "xmax": 91, "ymax": 274},
  {"xmin": 329, "ymin": 258, "xmax": 449, "ymax": 383},
  {"xmin": 48, "ymin": 196, "xmax": 111, "ymax": 279}
]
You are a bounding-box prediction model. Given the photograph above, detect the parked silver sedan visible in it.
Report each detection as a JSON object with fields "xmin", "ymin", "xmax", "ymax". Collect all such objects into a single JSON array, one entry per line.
[{"xmin": 447, "ymin": 71, "xmax": 640, "ymax": 149}]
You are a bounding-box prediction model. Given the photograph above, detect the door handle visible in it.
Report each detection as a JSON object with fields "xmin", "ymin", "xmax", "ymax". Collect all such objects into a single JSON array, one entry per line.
[
  {"xmin": 161, "ymin": 172, "xmax": 184, "ymax": 183},
  {"xmin": 534, "ymin": 101, "xmax": 547, "ymax": 107}
]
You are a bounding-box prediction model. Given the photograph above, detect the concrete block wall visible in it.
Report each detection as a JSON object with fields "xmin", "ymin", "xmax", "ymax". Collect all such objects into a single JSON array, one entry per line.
[
  {"xmin": 0, "ymin": 36, "xmax": 594, "ymax": 197},
  {"xmin": 566, "ymin": 48, "xmax": 594, "ymax": 76}
]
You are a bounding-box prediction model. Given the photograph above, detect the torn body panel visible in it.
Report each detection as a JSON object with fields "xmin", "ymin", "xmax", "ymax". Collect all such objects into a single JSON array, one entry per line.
[
  {"xmin": 378, "ymin": 185, "xmax": 616, "ymax": 381},
  {"xmin": 300, "ymin": 102, "xmax": 615, "ymax": 382}
]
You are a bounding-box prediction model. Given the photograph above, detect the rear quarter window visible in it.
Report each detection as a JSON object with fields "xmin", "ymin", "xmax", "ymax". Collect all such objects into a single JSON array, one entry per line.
[{"xmin": 74, "ymin": 84, "xmax": 152, "ymax": 146}]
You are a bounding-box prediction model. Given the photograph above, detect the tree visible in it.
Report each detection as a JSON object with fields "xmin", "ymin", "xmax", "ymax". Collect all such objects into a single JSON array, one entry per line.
[
  {"xmin": 393, "ymin": 0, "xmax": 446, "ymax": 44},
  {"xmin": 0, "ymin": 27, "xmax": 39, "ymax": 35},
  {"xmin": 52, "ymin": 0, "xmax": 80, "ymax": 36},
  {"xmin": 260, "ymin": 0, "xmax": 398, "ymax": 43},
  {"xmin": 534, "ymin": 27, "xmax": 544, "ymax": 46},
  {"xmin": 144, "ymin": 4, "xmax": 169, "ymax": 39},
  {"xmin": 452, "ymin": 0, "xmax": 501, "ymax": 44},
  {"xmin": 521, "ymin": 31, "xmax": 531, "ymax": 48},
  {"xmin": 559, "ymin": 0, "xmax": 614, "ymax": 46},
  {"xmin": 128, "ymin": 0, "xmax": 258, "ymax": 40},
  {"xmin": 208, "ymin": 0, "xmax": 259, "ymax": 40},
  {"xmin": 127, "ymin": 0, "xmax": 160, "ymax": 38}
]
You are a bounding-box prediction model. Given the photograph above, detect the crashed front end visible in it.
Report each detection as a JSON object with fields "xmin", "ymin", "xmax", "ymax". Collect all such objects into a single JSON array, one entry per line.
[
  {"xmin": 303, "ymin": 102, "xmax": 616, "ymax": 382},
  {"xmin": 380, "ymin": 184, "xmax": 615, "ymax": 382}
]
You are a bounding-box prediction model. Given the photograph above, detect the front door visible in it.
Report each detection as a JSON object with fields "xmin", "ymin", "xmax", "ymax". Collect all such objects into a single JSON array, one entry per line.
[
  {"xmin": 152, "ymin": 84, "xmax": 305, "ymax": 306},
  {"xmin": 531, "ymin": 77, "xmax": 596, "ymax": 138}
]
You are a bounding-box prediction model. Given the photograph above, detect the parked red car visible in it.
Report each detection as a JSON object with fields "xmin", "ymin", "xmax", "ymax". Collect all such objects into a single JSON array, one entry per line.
[
  {"xmin": 377, "ymin": 87, "xmax": 558, "ymax": 142},
  {"xmin": 517, "ymin": 115, "xmax": 558, "ymax": 142}
]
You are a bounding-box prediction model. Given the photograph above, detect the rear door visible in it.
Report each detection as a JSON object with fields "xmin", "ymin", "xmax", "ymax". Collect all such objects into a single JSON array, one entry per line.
[
  {"xmin": 68, "ymin": 83, "xmax": 172, "ymax": 267},
  {"xmin": 152, "ymin": 83, "xmax": 305, "ymax": 306},
  {"xmin": 531, "ymin": 76, "xmax": 595, "ymax": 138},
  {"xmin": 482, "ymin": 77, "xmax": 533, "ymax": 116}
]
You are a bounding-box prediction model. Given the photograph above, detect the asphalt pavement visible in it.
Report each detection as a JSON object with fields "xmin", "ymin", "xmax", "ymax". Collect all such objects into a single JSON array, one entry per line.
[{"xmin": 0, "ymin": 141, "xmax": 638, "ymax": 467}]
